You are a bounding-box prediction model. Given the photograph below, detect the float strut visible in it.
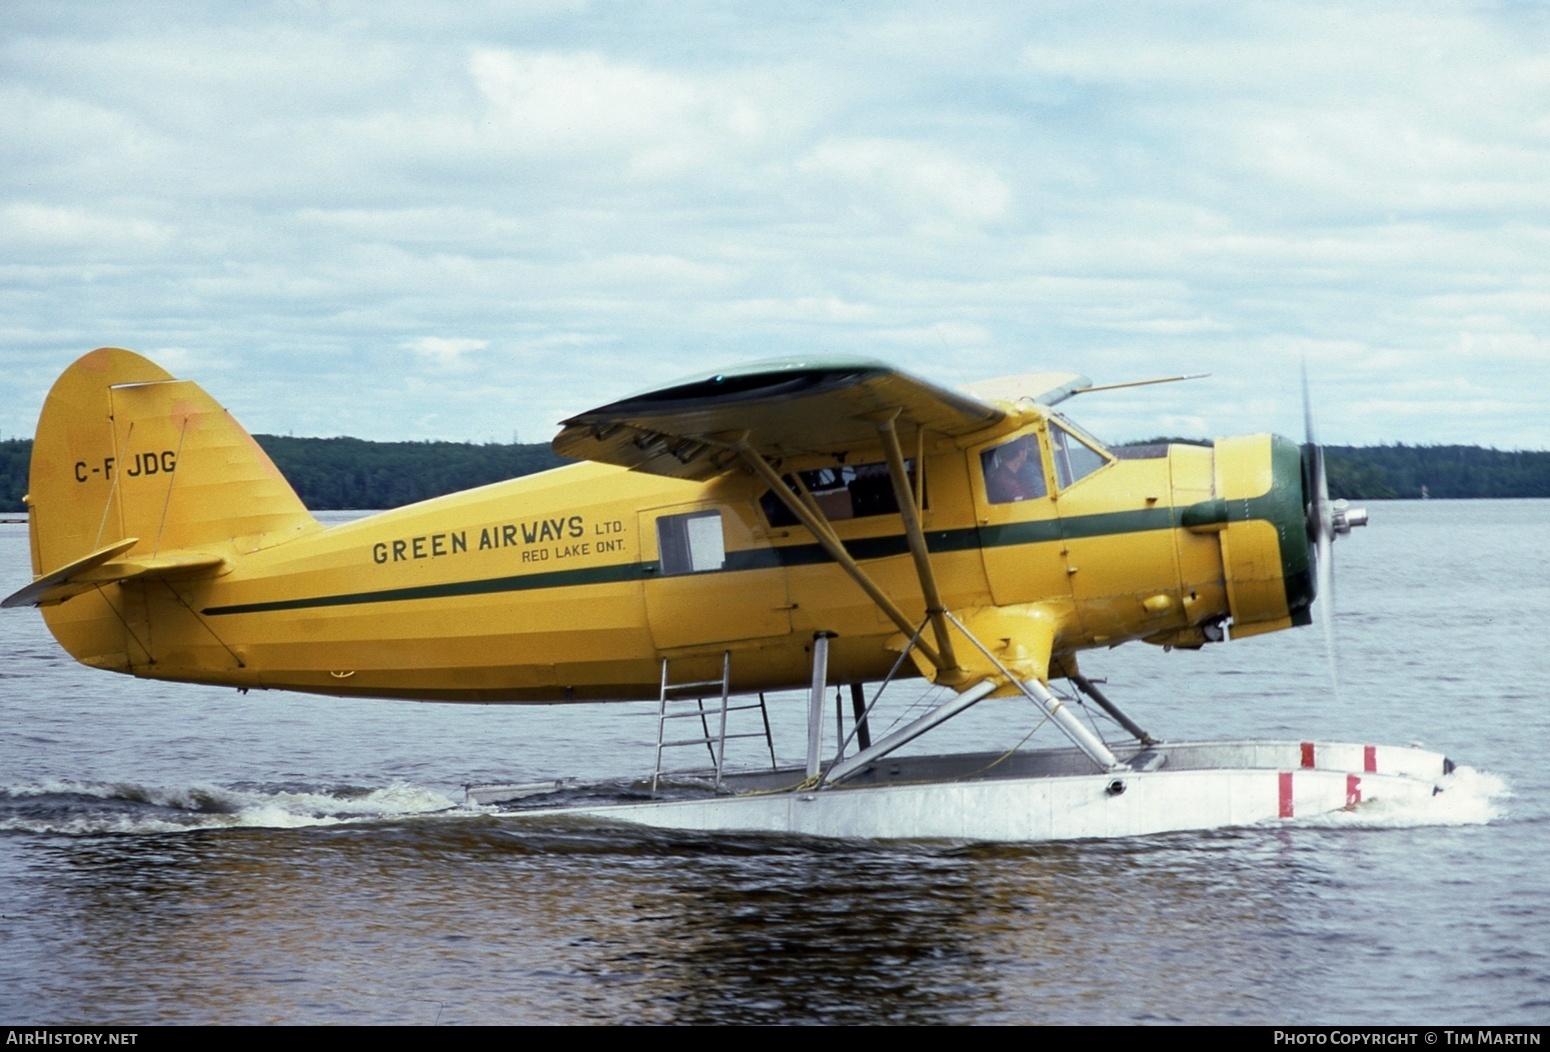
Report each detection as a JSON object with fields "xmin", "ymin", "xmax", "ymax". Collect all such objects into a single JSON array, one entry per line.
[
  {"xmin": 823, "ymin": 680, "xmax": 998, "ymax": 786},
  {"xmin": 942, "ymin": 611, "xmax": 1123, "ymax": 773},
  {"xmin": 1018, "ymin": 677, "xmax": 1124, "ymax": 772},
  {"xmin": 1070, "ymin": 673, "xmax": 1156, "ymax": 747},
  {"xmin": 807, "ymin": 632, "xmax": 834, "ymax": 779},
  {"xmin": 849, "ymin": 682, "xmax": 871, "ymax": 750}
]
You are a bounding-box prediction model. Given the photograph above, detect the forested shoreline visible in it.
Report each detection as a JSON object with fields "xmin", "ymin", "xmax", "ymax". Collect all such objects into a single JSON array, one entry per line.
[
  {"xmin": 2, "ymin": 435, "xmax": 1548, "ymax": 513},
  {"xmin": 0, "ymin": 436, "xmax": 568, "ymax": 514}
]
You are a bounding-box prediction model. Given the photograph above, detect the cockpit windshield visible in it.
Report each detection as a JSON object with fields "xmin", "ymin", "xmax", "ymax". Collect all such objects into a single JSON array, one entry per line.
[
  {"xmin": 979, "ymin": 416, "xmax": 1114, "ymax": 504},
  {"xmin": 1051, "ymin": 413, "xmax": 1107, "ymax": 453},
  {"xmin": 1048, "ymin": 415, "xmax": 1111, "ymax": 490}
]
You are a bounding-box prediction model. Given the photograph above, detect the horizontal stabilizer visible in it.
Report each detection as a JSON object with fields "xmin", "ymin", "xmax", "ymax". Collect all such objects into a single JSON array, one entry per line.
[
  {"xmin": 2, "ymin": 539, "xmax": 226, "ymax": 608},
  {"xmin": 2, "ymin": 538, "xmax": 138, "ymax": 608}
]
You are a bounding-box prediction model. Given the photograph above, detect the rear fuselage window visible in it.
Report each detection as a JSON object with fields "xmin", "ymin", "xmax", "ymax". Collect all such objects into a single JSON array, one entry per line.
[
  {"xmin": 981, "ymin": 434, "xmax": 1048, "ymax": 504},
  {"xmin": 760, "ymin": 461, "xmax": 918, "ymax": 528},
  {"xmin": 656, "ymin": 510, "xmax": 726, "ymax": 575}
]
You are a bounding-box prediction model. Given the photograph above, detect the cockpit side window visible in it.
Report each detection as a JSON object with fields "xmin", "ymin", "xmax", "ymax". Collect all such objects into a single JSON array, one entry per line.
[
  {"xmin": 1049, "ymin": 421, "xmax": 1109, "ymax": 489},
  {"xmin": 759, "ymin": 460, "xmax": 920, "ymax": 527},
  {"xmin": 980, "ymin": 434, "xmax": 1048, "ymax": 504}
]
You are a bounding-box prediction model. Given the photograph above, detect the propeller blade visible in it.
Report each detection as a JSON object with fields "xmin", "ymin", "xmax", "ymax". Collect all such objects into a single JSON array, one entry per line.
[
  {"xmin": 1303, "ymin": 361, "xmax": 1340, "ymax": 697},
  {"xmin": 1302, "ymin": 359, "xmax": 1319, "ymax": 449},
  {"xmin": 1302, "ymin": 363, "xmax": 1333, "ymax": 547},
  {"xmin": 1317, "ymin": 529, "xmax": 1338, "ymax": 695}
]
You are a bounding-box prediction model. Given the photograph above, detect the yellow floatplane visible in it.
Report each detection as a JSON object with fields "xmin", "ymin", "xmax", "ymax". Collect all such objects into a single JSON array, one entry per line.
[{"xmin": 4, "ymin": 348, "xmax": 1452, "ymax": 840}]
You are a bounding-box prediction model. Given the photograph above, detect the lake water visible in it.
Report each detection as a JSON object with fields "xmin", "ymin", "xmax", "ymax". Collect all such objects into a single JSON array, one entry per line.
[{"xmin": 1, "ymin": 502, "xmax": 1546, "ymax": 1024}]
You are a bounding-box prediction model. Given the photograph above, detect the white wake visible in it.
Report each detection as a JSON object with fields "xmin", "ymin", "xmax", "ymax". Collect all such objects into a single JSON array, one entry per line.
[
  {"xmin": 1294, "ymin": 765, "xmax": 1509, "ymax": 829},
  {"xmin": 0, "ymin": 778, "xmax": 463, "ymax": 835}
]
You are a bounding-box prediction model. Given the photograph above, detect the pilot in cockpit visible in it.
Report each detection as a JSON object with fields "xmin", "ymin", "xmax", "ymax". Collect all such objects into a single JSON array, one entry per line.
[{"xmin": 982, "ymin": 434, "xmax": 1048, "ymax": 504}]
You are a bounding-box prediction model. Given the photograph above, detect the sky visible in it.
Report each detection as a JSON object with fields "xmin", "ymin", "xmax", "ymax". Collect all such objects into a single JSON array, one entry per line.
[{"xmin": 3, "ymin": 0, "xmax": 1550, "ymax": 449}]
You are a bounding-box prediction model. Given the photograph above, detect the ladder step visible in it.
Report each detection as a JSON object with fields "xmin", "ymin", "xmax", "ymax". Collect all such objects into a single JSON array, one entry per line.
[
  {"xmin": 655, "ymin": 652, "xmax": 776, "ymax": 792},
  {"xmin": 659, "ymin": 698, "xmax": 764, "ymax": 709},
  {"xmin": 660, "ymin": 707, "xmax": 762, "ymax": 721},
  {"xmin": 662, "ymin": 732, "xmax": 768, "ymax": 747}
]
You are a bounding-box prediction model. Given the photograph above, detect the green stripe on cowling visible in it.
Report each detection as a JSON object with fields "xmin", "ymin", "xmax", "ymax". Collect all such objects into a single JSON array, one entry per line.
[
  {"xmin": 1173, "ymin": 437, "xmax": 1310, "ymax": 619},
  {"xmin": 1269, "ymin": 434, "xmax": 1315, "ymax": 616}
]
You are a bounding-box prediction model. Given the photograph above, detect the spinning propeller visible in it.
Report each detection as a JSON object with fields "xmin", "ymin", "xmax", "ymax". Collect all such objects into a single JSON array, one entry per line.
[{"xmin": 1301, "ymin": 366, "xmax": 1368, "ymax": 692}]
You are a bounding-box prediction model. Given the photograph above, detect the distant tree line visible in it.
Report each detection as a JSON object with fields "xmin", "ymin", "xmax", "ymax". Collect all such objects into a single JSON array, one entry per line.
[
  {"xmin": 251, "ymin": 436, "xmax": 568, "ymax": 510},
  {"xmin": 1122, "ymin": 440, "xmax": 1550, "ymax": 500},
  {"xmin": 0, "ymin": 439, "xmax": 28, "ymax": 514},
  {"xmin": 0, "ymin": 436, "xmax": 568, "ymax": 513},
  {"xmin": 2, "ymin": 435, "xmax": 1547, "ymax": 513},
  {"xmin": 1324, "ymin": 445, "xmax": 1550, "ymax": 499}
]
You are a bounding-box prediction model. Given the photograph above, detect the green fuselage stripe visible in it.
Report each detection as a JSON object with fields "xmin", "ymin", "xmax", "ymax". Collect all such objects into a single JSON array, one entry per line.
[
  {"xmin": 202, "ymin": 562, "xmax": 655, "ymax": 615},
  {"xmin": 203, "ymin": 493, "xmax": 1293, "ymax": 617}
]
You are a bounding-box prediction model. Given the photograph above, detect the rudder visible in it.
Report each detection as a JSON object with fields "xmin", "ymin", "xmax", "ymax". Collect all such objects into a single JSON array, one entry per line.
[{"xmin": 26, "ymin": 347, "xmax": 318, "ymax": 578}]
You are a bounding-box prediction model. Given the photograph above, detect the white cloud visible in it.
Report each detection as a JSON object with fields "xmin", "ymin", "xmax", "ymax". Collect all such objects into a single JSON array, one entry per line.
[
  {"xmin": 800, "ymin": 138, "xmax": 1012, "ymax": 225},
  {"xmin": 469, "ymin": 49, "xmax": 770, "ymax": 175},
  {"xmin": 404, "ymin": 336, "xmax": 489, "ymax": 369},
  {"xmin": 0, "ymin": 204, "xmax": 173, "ymax": 254}
]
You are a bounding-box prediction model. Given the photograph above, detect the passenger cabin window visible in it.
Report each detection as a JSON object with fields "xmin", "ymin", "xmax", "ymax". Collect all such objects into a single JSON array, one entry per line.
[
  {"xmin": 1049, "ymin": 420, "xmax": 1109, "ymax": 489},
  {"xmin": 981, "ymin": 434, "xmax": 1048, "ymax": 504},
  {"xmin": 759, "ymin": 461, "xmax": 918, "ymax": 528},
  {"xmin": 656, "ymin": 510, "xmax": 726, "ymax": 575}
]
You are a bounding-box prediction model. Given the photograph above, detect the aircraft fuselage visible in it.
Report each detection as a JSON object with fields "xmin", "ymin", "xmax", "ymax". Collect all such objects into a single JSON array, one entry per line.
[{"xmin": 40, "ymin": 425, "xmax": 1310, "ymax": 702}]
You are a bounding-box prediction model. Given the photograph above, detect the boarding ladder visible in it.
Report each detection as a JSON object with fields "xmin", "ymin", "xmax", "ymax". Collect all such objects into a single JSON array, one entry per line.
[{"xmin": 652, "ymin": 652, "xmax": 778, "ymax": 793}]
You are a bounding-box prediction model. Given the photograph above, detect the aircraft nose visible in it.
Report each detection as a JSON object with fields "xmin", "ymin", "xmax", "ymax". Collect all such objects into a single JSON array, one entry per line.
[
  {"xmin": 1333, "ymin": 502, "xmax": 1369, "ymax": 533},
  {"xmin": 1209, "ymin": 434, "xmax": 1316, "ymax": 633},
  {"xmin": 1297, "ymin": 438, "xmax": 1367, "ymax": 618},
  {"xmin": 1299, "ymin": 441, "xmax": 1369, "ymax": 542}
]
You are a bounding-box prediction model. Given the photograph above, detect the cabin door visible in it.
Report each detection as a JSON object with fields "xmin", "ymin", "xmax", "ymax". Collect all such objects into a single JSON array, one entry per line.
[
  {"xmin": 639, "ymin": 503, "xmax": 792, "ymax": 650},
  {"xmin": 1051, "ymin": 422, "xmax": 1180, "ymax": 643},
  {"xmin": 969, "ymin": 430, "xmax": 1074, "ymax": 607}
]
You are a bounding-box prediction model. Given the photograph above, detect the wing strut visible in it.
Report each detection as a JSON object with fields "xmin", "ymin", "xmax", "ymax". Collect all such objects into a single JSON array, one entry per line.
[
  {"xmin": 736, "ymin": 440, "xmax": 949, "ymax": 672},
  {"xmin": 874, "ymin": 414, "xmax": 959, "ymax": 673},
  {"xmin": 738, "ymin": 414, "xmax": 965, "ymax": 677}
]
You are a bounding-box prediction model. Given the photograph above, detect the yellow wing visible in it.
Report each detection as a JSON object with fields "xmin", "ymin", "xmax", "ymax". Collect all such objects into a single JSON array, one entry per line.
[
  {"xmin": 552, "ymin": 355, "xmax": 1011, "ymax": 479},
  {"xmin": 960, "ymin": 371, "xmax": 1092, "ymax": 406}
]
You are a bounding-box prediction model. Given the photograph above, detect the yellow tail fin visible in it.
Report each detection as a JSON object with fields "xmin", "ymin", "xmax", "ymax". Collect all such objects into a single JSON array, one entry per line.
[{"xmin": 25, "ymin": 346, "xmax": 317, "ymax": 580}]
